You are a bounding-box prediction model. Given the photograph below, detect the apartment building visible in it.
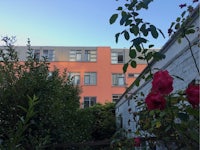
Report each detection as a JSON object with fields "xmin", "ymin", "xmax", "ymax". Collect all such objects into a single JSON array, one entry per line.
[{"xmin": 13, "ymin": 46, "xmax": 147, "ymax": 108}]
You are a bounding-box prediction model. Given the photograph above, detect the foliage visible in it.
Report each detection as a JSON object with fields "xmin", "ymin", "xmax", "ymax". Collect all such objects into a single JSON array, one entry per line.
[
  {"xmin": 110, "ymin": 0, "xmax": 165, "ymax": 77},
  {"xmin": 83, "ymin": 103, "xmax": 116, "ymax": 141},
  {"xmin": 0, "ymin": 37, "xmax": 117, "ymax": 149},
  {"xmin": 136, "ymin": 71, "xmax": 199, "ymax": 149},
  {"xmin": 0, "ymin": 96, "xmax": 40, "ymax": 149},
  {"xmin": 0, "ymin": 37, "xmax": 82, "ymax": 148},
  {"xmin": 110, "ymin": 129, "xmax": 146, "ymax": 150}
]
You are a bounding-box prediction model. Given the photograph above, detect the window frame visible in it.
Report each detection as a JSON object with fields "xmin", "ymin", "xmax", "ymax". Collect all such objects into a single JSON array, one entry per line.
[
  {"xmin": 69, "ymin": 50, "xmax": 82, "ymax": 61},
  {"xmin": 43, "ymin": 49, "xmax": 54, "ymax": 61},
  {"xmin": 112, "ymin": 73, "xmax": 125, "ymax": 86},
  {"xmin": 83, "ymin": 96, "xmax": 96, "ymax": 108},
  {"xmin": 111, "ymin": 51, "xmax": 124, "ymax": 64},
  {"xmin": 32, "ymin": 49, "xmax": 40, "ymax": 60},
  {"xmin": 69, "ymin": 72, "xmax": 80, "ymax": 85},
  {"xmin": 84, "ymin": 72, "xmax": 97, "ymax": 85},
  {"xmin": 112, "ymin": 94, "xmax": 122, "ymax": 103}
]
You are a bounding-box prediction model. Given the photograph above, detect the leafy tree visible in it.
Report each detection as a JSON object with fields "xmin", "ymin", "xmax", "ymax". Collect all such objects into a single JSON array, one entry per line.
[
  {"xmin": 0, "ymin": 37, "xmax": 81, "ymax": 148},
  {"xmin": 88, "ymin": 103, "xmax": 116, "ymax": 141}
]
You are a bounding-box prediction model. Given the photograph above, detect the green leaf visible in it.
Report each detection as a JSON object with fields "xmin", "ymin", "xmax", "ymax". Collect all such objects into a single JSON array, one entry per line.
[
  {"xmin": 131, "ymin": 60, "xmax": 137, "ymax": 68},
  {"xmin": 142, "ymin": 48, "xmax": 148, "ymax": 54},
  {"xmin": 130, "ymin": 24, "xmax": 139, "ymax": 36},
  {"xmin": 146, "ymin": 52, "xmax": 153, "ymax": 61},
  {"xmin": 109, "ymin": 14, "xmax": 118, "ymax": 24},
  {"xmin": 186, "ymin": 107, "xmax": 199, "ymax": 116},
  {"xmin": 145, "ymin": 74, "xmax": 152, "ymax": 81},
  {"xmin": 178, "ymin": 113, "xmax": 189, "ymax": 122},
  {"xmin": 132, "ymin": 37, "xmax": 147, "ymax": 45},
  {"xmin": 128, "ymin": 0, "xmax": 137, "ymax": 10},
  {"xmin": 132, "ymin": 12, "xmax": 139, "ymax": 16},
  {"xmin": 175, "ymin": 23, "xmax": 180, "ymax": 30},
  {"xmin": 150, "ymin": 25, "xmax": 158, "ymax": 39},
  {"xmin": 117, "ymin": 7, "xmax": 123, "ymax": 10},
  {"xmin": 178, "ymin": 38, "xmax": 182, "ymax": 43},
  {"xmin": 165, "ymin": 125, "xmax": 171, "ymax": 132},
  {"xmin": 132, "ymin": 37, "xmax": 147, "ymax": 52},
  {"xmin": 176, "ymin": 17, "xmax": 181, "ymax": 22},
  {"xmin": 120, "ymin": 11, "xmax": 127, "ymax": 25},
  {"xmin": 129, "ymin": 49, "xmax": 136, "ymax": 58},
  {"xmin": 123, "ymin": 30, "xmax": 130, "ymax": 40},
  {"xmin": 155, "ymin": 121, "xmax": 161, "ymax": 128},
  {"xmin": 190, "ymin": 130, "xmax": 199, "ymax": 143},
  {"xmin": 136, "ymin": 2, "xmax": 147, "ymax": 10},
  {"xmin": 135, "ymin": 44, "xmax": 141, "ymax": 52},
  {"xmin": 123, "ymin": 63, "xmax": 129, "ymax": 73},
  {"xmin": 135, "ymin": 18, "xmax": 143, "ymax": 25},
  {"xmin": 185, "ymin": 29, "xmax": 195, "ymax": 34},
  {"xmin": 125, "ymin": 20, "xmax": 132, "ymax": 26},
  {"xmin": 153, "ymin": 52, "xmax": 165, "ymax": 61},
  {"xmin": 181, "ymin": 11, "xmax": 186, "ymax": 17},
  {"xmin": 143, "ymin": 0, "xmax": 153, "ymax": 7},
  {"xmin": 170, "ymin": 22, "xmax": 175, "ymax": 29},
  {"xmin": 137, "ymin": 56, "xmax": 144, "ymax": 60},
  {"xmin": 148, "ymin": 44, "xmax": 154, "ymax": 48},
  {"xmin": 135, "ymin": 78, "xmax": 140, "ymax": 86},
  {"xmin": 115, "ymin": 33, "xmax": 120, "ymax": 43},
  {"xmin": 140, "ymin": 23, "xmax": 148, "ymax": 36},
  {"xmin": 17, "ymin": 105, "xmax": 28, "ymax": 112}
]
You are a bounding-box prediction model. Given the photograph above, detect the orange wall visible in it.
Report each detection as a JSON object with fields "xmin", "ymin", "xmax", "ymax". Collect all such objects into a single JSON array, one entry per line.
[{"xmin": 49, "ymin": 47, "xmax": 146, "ymax": 105}]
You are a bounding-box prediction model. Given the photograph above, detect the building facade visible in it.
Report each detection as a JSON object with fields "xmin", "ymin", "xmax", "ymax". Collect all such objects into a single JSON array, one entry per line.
[{"xmin": 13, "ymin": 46, "xmax": 148, "ymax": 108}]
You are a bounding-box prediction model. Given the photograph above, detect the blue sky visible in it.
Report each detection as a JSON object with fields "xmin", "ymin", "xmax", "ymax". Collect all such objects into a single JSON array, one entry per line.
[{"xmin": 0, "ymin": 0, "xmax": 198, "ymax": 48}]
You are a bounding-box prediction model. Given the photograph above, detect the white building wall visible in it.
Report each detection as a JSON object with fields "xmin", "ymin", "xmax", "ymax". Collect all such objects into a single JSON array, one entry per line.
[{"xmin": 115, "ymin": 5, "xmax": 199, "ymax": 140}]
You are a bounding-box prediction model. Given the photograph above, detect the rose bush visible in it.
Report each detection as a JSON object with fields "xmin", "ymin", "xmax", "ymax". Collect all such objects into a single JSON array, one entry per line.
[
  {"xmin": 145, "ymin": 92, "xmax": 166, "ymax": 110},
  {"xmin": 137, "ymin": 70, "xmax": 199, "ymax": 149},
  {"xmin": 145, "ymin": 70, "xmax": 173, "ymax": 110},
  {"xmin": 186, "ymin": 84, "xmax": 200, "ymax": 108},
  {"xmin": 133, "ymin": 137, "xmax": 141, "ymax": 147},
  {"xmin": 151, "ymin": 70, "xmax": 173, "ymax": 95}
]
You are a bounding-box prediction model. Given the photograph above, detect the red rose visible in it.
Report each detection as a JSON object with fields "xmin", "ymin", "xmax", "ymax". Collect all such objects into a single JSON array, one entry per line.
[
  {"xmin": 152, "ymin": 70, "xmax": 173, "ymax": 95},
  {"xmin": 134, "ymin": 137, "xmax": 141, "ymax": 147},
  {"xmin": 186, "ymin": 84, "xmax": 200, "ymax": 108},
  {"xmin": 145, "ymin": 92, "xmax": 166, "ymax": 110}
]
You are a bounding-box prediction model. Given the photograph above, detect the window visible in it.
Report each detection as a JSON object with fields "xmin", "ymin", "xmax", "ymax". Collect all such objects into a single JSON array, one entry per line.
[
  {"xmin": 84, "ymin": 50, "xmax": 90, "ymax": 61},
  {"xmin": 84, "ymin": 50, "xmax": 97, "ymax": 62},
  {"xmin": 33, "ymin": 49, "xmax": 40, "ymax": 60},
  {"xmin": 134, "ymin": 74, "xmax": 140, "ymax": 78},
  {"xmin": 84, "ymin": 72, "xmax": 97, "ymax": 85},
  {"xmin": 128, "ymin": 73, "xmax": 140, "ymax": 78},
  {"xmin": 112, "ymin": 94, "xmax": 121, "ymax": 103},
  {"xmin": 112, "ymin": 74, "xmax": 125, "ymax": 86},
  {"xmin": 70, "ymin": 50, "xmax": 82, "ymax": 61},
  {"xmin": 111, "ymin": 52, "xmax": 124, "ymax": 64},
  {"xmin": 128, "ymin": 73, "xmax": 134, "ymax": 78},
  {"xmin": 43, "ymin": 49, "xmax": 54, "ymax": 61},
  {"xmin": 69, "ymin": 72, "xmax": 80, "ymax": 85},
  {"xmin": 84, "ymin": 97, "xmax": 96, "ymax": 108}
]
